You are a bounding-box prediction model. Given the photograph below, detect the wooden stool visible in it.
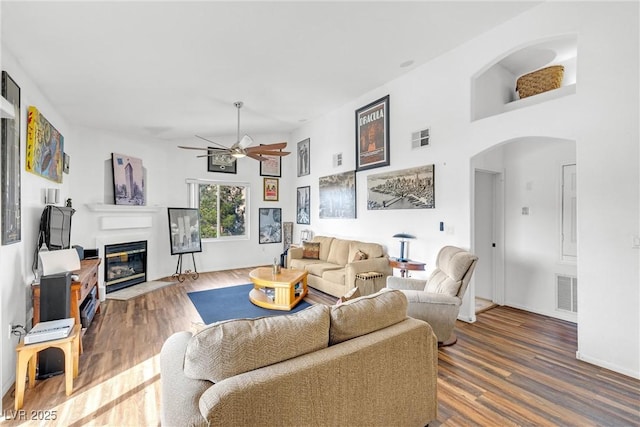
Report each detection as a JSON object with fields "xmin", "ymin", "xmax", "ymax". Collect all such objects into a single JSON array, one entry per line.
[
  {"xmin": 354, "ymin": 271, "xmax": 385, "ymax": 295},
  {"xmin": 14, "ymin": 324, "xmax": 81, "ymax": 410}
]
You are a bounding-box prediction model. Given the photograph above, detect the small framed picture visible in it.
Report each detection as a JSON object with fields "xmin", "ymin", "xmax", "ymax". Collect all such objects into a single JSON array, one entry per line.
[
  {"xmin": 296, "ymin": 186, "xmax": 310, "ymax": 224},
  {"xmin": 207, "ymin": 148, "xmax": 237, "ymax": 174},
  {"xmin": 297, "ymin": 138, "xmax": 310, "ymax": 177},
  {"xmin": 263, "ymin": 177, "xmax": 279, "ymax": 201},
  {"xmin": 63, "ymin": 153, "xmax": 70, "ymax": 174}
]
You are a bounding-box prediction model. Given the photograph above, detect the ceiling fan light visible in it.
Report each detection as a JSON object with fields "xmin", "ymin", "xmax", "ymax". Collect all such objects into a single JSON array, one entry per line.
[
  {"xmin": 238, "ymin": 134, "xmax": 253, "ymax": 149},
  {"xmin": 231, "ymin": 152, "xmax": 246, "ymax": 159}
]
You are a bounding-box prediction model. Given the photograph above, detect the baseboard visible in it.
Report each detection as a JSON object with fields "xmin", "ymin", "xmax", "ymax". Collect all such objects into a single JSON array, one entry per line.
[{"xmin": 576, "ymin": 351, "xmax": 640, "ymax": 380}]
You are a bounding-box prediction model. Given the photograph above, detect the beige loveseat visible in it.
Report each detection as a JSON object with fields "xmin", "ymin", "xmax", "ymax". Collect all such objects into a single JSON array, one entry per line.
[
  {"xmin": 160, "ymin": 289, "xmax": 438, "ymax": 427},
  {"xmin": 287, "ymin": 235, "xmax": 392, "ymax": 297}
]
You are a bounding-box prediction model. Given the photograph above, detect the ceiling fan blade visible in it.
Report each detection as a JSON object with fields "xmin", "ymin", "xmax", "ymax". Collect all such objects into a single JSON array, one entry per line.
[
  {"xmin": 194, "ymin": 135, "xmax": 231, "ymax": 150},
  {"xmin": 248, "ymin": 150, "xmax": 291, "ymax": 157},
  {"xmin": 238, "ymin": 134, "xmax": 254, "ymax": 149},
  {"xmin": 247, "ymin": 152, "xmax": 269, "ymax": 162},
  {"xmin": 178, "ymin": 145, "xmax": 209, "ymax": 151},
  {"xmin": 246, "ymin": 141, "xmax": 287, "ymax": 151}
]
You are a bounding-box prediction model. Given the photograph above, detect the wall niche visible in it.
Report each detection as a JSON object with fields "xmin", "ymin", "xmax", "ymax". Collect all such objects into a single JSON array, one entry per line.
[{"xmin": 471, "ymin": 34, "xmax": 577, "ymax": 121}]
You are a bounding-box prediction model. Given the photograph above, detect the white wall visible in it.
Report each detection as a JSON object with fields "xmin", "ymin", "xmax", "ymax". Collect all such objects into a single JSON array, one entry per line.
[
  {"xmin": 290, "ymin": 2, "xmax": 639, "ymax": 378},
  {"xmin": 69, "ymin": 127, "xmax": 294, "ymax": 284},
  {"xmin": 0, "ymin": 48, "xmax": 74, "ymax": 395}
]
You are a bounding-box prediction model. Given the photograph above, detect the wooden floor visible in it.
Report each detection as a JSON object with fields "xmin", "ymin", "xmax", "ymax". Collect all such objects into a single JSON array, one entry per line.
[{"xmin": 3, "ymin": 267, "xmax": 639, "ymax": 426}]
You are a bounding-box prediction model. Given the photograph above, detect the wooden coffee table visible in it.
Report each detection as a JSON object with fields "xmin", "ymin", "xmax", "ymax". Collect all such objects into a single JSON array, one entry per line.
[{"xmin": 249, "ymin": 267, "xmax": 308, "ymax": 311}]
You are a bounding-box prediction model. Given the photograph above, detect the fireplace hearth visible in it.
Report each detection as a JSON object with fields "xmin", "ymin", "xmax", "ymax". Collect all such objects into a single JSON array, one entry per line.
[{"xmin": 105, "ymin": 240, "xmax": 147, "ymax": 293}]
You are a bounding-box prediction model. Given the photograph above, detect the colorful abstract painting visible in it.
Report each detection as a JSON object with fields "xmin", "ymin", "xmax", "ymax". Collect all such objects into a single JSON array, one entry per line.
[{"xmin": 26, "ymin": 106, "xmax": 64, "ymax": 183}]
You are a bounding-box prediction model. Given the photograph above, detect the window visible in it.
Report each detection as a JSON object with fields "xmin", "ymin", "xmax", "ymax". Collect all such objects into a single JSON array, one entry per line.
[{"xmin": 188, "ymin": 179, "xmax": 249, "ymax": 240}]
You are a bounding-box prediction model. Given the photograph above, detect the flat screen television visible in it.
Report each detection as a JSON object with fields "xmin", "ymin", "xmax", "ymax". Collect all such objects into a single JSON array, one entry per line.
[{"xmin": 39, "ymin": 205, "xmax": 74, "ymax": 250}]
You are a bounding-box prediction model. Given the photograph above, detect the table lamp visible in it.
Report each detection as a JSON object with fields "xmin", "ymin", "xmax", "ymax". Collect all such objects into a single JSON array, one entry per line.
[{"xmin": 393, "ymin": 233, "xmax": 415, "ymax": 262}]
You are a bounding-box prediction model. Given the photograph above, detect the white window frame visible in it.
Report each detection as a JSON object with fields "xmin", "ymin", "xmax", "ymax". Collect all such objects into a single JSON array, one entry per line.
[{"xmin": 186, "ymin": 178, "xmax": 250, "ymax": 242}]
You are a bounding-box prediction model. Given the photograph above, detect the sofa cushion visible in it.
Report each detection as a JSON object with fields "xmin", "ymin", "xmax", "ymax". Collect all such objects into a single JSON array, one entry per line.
[
  {"xmin": 329, "ymin": 288, "xmax": 408, "ymax": 345},
  {"xmin": 289, "ymin": 258, "xmax": 324, "ymax": 270},
  {"xmin": 302, "ymin": 241, "xmax": 320, "ymax": 259},
  {"xmin": 322, "ymin": 268, "xmax": 345, "ymax": 285},
  {"xmin": 352, "ymin": 250, "xmax": 368, "ymax": 262},
  {"xmin": 184, "ymin": 304, "xmax": 330, "ymax": 383},
  {"xmin": 306, "ymin": 262, "xmax": 343, "ymax": 277},
  {"xmin": 327, "ymin": 238, "xmax": 352, "ymax": 265},
  {"xmin": 348, "ymin": 241, "xmax": 384, "ymax": 262},
  {"xmin": 313, "ymin": 236, "xmax": 335, "ymax": 261}
]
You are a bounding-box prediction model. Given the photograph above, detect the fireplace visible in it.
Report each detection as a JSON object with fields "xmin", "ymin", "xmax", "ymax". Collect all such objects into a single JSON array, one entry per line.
[{"xmin": 104, "ymin": 240, "xmax": 147, "ymax": 293}]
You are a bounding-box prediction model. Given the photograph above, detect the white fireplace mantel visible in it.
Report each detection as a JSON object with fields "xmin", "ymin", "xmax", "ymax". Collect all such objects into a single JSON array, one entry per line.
[{"xmin": 86, "ymin": 203, "xmax": 163, "ymax": 213}]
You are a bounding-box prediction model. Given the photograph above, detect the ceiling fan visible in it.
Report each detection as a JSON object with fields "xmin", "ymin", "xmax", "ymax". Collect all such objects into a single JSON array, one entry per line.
[{"xmin": 178, "ymin": 101, "xmax": 290, "ymax": 163}]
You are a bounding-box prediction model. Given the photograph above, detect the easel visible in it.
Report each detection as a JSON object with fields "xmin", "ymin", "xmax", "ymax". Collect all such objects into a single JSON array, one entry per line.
[{"xmin": 172, "ymin": 252, "xmax": 199, "ymax": 282}]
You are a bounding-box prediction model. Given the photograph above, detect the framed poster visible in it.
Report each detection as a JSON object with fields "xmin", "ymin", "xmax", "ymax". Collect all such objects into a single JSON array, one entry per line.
[
  {"xmin": 297, "ymin": 138, "xmax": 310, "ymax": 177},
  {"xmin": 355, "ymin": 95, "xmax": 390, "ymax": 172},
  {"xmin": 263, "ymin": 177, "xmax": 279, "ymax": 201},
  {"xmin": 259, "ymin": 144, "xmax": 282, "ymax": 177},
  {"xmin": 259, "ymin": 208, "xmax": 282, "ymax": 244},
  {"xmin": 367, "ymin": 164, "xmax": 435, "ymax": 210},
  {"xmin": 1, "ymin": 71, "xmax": 21, "ymax": 245},
  {"xmin": 296, "ymin": 186, "xmax": 310, "ymax": 225},
  {"xmin": 319, "ymin": 170, "xmax": 356, "ymax": 219},
  {"xmin": 26, "ymin": 106, "xmax": 64, "ymax": 183},
  {"xmin": 207, "ymin": 148, "xmax": 237, "ymax": 174},
  {"xmin": 167, "ymin": 207, "xmax": 202, "ymax": 255},
  {"xmin": 112, "ymin": 153, "xmax": 145, "ymax": 205},
  {"xmin": 283, "ymin": 221, "xmax": 293, "ymax": 251}
]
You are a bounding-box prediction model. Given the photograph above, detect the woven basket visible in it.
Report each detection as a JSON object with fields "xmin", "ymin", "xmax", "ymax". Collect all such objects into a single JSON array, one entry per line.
[{"xmin": 516, "ymin": 65, "xmax": 564, "ymax": 99}]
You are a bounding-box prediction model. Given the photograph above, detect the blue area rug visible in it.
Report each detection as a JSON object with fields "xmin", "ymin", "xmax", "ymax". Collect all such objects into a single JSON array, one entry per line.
[{"xmin": 188, "ymin": 283, "xmax": 312, "ymax": 324}]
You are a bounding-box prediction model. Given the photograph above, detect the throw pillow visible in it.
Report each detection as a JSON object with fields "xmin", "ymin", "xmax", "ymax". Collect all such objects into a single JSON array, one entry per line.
[
  {"xmin": 336, "ymin": 286, "xmax": 361, "ymax": 305},
  {"xmin": 302, "ymin": 241, "xmax": 320, "ymax": 259},
  {"xmin": 352, "ymin": 249, "xmax": 368, "ymax": 262}
]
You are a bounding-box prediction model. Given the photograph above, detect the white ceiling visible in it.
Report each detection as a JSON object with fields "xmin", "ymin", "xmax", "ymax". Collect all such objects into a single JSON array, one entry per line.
[{"xmin": 1, "ymin": 1, "xmax": 540, "ymax": 143}]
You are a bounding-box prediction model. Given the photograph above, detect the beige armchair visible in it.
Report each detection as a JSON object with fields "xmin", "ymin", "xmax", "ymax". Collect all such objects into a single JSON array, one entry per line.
[{"xmin": 386, "ymin": 246, "xmax": 478, "ymax": 346}]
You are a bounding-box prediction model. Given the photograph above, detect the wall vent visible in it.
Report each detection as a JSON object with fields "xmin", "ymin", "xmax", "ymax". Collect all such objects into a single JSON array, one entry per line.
[
  {"xmin": 556, "ymin": 275, "xmax": 577, "ymax": 313},
  {"xmin": 411, "ymin": 127, "xmax": 430, "ymax": 149},
  {"xmin": 333, "ymin": 153, "xmax": 342, "ymax": 167}
]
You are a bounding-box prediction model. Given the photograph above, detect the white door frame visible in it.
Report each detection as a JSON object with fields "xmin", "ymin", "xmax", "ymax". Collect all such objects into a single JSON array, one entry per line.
[{"xmin": 471, "ymin": 168, "xmax": 505, "ymax": 307}]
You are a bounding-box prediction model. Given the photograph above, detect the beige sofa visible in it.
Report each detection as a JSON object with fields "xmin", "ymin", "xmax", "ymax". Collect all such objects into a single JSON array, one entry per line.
[
  {"xmin": 287, "ymin": 235, "xmax": 392, "ymax": 297},
  {"xmin": 160, "ymin": 289, "xmax": 438, "ymax": 427}
]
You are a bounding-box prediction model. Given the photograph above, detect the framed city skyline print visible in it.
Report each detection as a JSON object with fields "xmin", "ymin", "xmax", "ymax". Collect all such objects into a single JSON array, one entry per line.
[
  {"xmin": 355, "ymin": 95, "xmax": 390, "ymax": 172},
  {"xmin": 319, "ymin": 170, "xmax": 356, "ymax": 219},
  {"xmin": 167, "ymin": 207, "xmax": 202, "ymax": 255},
  {"xmin": 1, "ymin": 71, "xmax": 21, "ymax": 245},
  {"xmin": 297, "ymin": 138, "xmax": 310, "ymax": 177},
  {"xmin": 367, "ymin": 164, "xmax": 435, "ymax": 210}
]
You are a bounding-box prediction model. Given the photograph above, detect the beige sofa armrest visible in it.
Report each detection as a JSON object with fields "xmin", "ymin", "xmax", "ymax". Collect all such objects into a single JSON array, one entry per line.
[
  {"xmin": 160, "ymin": 332, "xmax": 212, "ymax": 427},
  {"xmin": 286, "ymin": 246, "xmax": 304, "ymax": 268},
  {"xmin": 345, "ymin": 257, "xmax": 393, "ymax": 290},
  {"xmin": 401, "ymin": 290, "xmax": 461, "ymax": 306},
  {"xmin": 386, "ymin": 276, "xmax": 427, "ymax": 291}
]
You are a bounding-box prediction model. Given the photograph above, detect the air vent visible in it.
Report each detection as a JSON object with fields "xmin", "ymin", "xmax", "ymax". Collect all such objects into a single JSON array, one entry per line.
[
  {"xmin": 333, "ymin": 153, "xmax": 342, "ymax": 167},
  {"xmin": 411, "ymin": 127, "xmax": 430, "ymax": 149},
  {"xmin": 556, "ymin": 275, "xmax": 577, "ymax": 313}
]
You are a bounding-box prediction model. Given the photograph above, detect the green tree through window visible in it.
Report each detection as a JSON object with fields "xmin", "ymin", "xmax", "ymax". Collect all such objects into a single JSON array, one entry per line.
[{"xmin": 191, "ymin": 180, "xmax": 248, "ymax": 240}]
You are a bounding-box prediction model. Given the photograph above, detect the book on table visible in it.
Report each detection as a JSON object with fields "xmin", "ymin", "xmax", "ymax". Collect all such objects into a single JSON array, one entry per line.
[{"xmin": 24, "ymin": 318, "xmax": 75, "ymax": 345}]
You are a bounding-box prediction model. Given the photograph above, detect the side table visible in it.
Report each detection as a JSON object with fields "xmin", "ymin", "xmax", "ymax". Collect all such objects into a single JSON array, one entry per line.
[
  {"xmin": 14, "ymin": 324, "xmax": 81, "ymax": 410},
  {"xmin": 389, "ymin": 258, "xmax": 426, "ymax": 278}
]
